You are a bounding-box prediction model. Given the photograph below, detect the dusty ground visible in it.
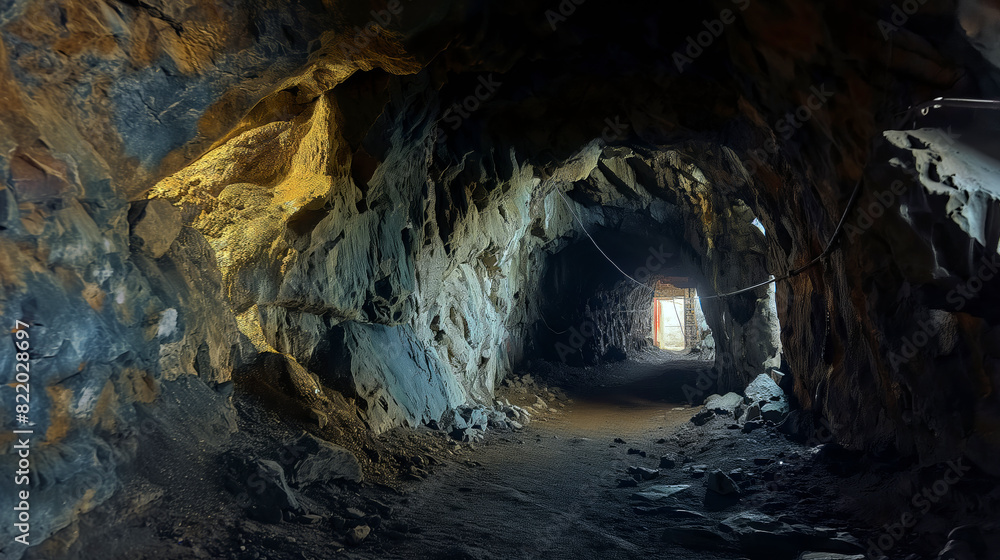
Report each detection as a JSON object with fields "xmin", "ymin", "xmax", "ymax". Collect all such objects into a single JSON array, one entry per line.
[{"xmin": 33, "ymin": 350, "xmax": 1000, "ymax": 560}]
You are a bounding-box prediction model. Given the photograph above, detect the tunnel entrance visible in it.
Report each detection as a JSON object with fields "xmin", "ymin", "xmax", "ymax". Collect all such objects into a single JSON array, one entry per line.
[{"xmin": 651, "ymin": 278, "xmax": 701, "ymax": 352}]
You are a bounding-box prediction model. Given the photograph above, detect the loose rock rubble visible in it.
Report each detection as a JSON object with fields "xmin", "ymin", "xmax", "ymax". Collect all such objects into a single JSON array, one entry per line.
[{"xmin": 693, "ymin": 372, "xmax": 791, "ymax": 430}]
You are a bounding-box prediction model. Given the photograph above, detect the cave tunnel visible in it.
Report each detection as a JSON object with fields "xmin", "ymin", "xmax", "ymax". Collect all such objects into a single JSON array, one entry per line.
[{"xmin": 3, "ymin": 0, "xmax": 1000, "ymax": 559}]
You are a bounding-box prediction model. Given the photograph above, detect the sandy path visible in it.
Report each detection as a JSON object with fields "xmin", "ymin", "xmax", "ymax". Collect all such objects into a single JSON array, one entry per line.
[{"xmin": 368, "ymin": 358, "xmax": 719, "ymax": 560}]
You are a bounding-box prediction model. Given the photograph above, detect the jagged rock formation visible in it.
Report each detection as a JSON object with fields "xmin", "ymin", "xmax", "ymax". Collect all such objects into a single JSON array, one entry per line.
[{"xmin": 3, "ymin": 0, "xmax": 1000, "ymax": 555}]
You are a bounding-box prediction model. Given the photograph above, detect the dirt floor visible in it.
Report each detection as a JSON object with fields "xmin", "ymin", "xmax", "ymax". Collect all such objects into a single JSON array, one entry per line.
[{"xmin": 34, "ymin": 349, "xmax": 1000, "ymax": 560}]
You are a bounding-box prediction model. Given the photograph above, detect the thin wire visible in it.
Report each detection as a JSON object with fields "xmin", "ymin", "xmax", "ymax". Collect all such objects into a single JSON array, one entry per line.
[
  {"xmin": 545, "ymin": 49, "xmax": 992, "ymax": 303},
  {"xmin": 555, "ymin": 190, "xmax": 654, "ymax": 294},
  {"xmin": 696, "ymin": 171, "xmax": 867, "ymax": 301},
  {"xmin": 538, "ymin": 309, "xmax": 567, "ymax": 334}
]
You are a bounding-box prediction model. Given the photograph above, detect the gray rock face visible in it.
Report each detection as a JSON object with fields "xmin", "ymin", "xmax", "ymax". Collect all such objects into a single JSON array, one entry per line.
[
  {"xmin": 5, "ymin": 0, "xmax": 1000, "ymax": 554},
  {"xmin": 0, "ymin": 215, "xmax": 245, "ymax": 553},
  {"xmin": 704, "ymin": 393, "xmax": 745, "ymax": 416},
  {"xmin": 325, "ymin": 322, "xmax": 465, "ymax": 434},
  {"xmin": 745, "ymin": 374, "xmax": 785, "ymax": 406}
]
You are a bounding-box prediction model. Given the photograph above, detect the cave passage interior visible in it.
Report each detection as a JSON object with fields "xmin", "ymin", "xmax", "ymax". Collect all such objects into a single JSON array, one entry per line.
[{"xmin": 4, "ymin": 0, "xmax": 1000, "ymax": 559}]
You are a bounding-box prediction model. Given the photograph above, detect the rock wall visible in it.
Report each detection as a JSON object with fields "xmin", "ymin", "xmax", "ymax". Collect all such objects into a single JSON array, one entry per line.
[
  {"xmin": 4, "ymin": 0, "xmax": 1000, "ymax": 554},
  {"xmin": 0, "ymin": 0, "xmax": 341, "ymax": 554}
]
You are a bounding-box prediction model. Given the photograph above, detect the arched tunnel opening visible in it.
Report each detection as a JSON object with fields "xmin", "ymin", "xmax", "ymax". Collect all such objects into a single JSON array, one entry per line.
[{"xmin": 4, "ymin": 1, "xmax": 1000, "ymax": 559}]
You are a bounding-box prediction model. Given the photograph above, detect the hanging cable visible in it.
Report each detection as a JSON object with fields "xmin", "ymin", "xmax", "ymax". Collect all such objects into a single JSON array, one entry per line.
[
  {"xmin": 545, "ymin": 44, "xmax": 994, "ymax": 303},
  {"xmin": 555, "ymin": 189, "xmax": 655, "ymax": 294}
]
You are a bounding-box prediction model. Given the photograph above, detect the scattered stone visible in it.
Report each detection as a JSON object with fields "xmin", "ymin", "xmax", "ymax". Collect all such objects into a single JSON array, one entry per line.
[
  {"xmin": 617, "ymin": 478, "xmax": 638, "ymax": 488},
  {"xmin": 722, "ymin": 512, "xmax": 864, "ymax": 558},
  {"xmin": 613, "ymin": 438, "xmax": 627, "ymax": 444},
  {"xmin": 626, "ymin": 466, "xmax": 660, "ymax": 480},
  {"xmin": 224, "ymin": 458, "xmax": 300, "ymax": 524},
  {"xmin": 505, "ymin": 405, "xmax": 532, "ymax": 425},
  {"xmin": 487, "ymin": 410, "xmax": 509, "ymax": 428},
  {"xmin": 739, "ymin": 403, "xmax": 762, "ymax": 424},
  {"xmin": 289, "ymin": 433, "xmax": 364, "ymax": 486},
  {"xmin": 659, "ymin": 455, "xmax": 676, "ymax": 469},
  {"xmin": 344, "ymin": 507, "xmax": 365, "ymax": 519},
  {"xmin": 742, "ymin": 421, "xmax": 763, "ymax": 433},
  {"xmin": 691, "ymin": 410, "xmax": 715, "ymax": 426},
  {"xmin": 446, "ymin": 410, "xmax": 469, "ymax": 430},
  {"xmin": 629, "ymin": 484, "xmax": 690, "ymax": 503},
  {"xmin": 627, "ymin": 448, "xmax": 646, "ymax": 457},
  {"xmin": 662, "ymin": 526, "xmax": 734, "ymax": 551},
  {"xmin": 706, "ymin": 470, "xmax": 741, "ymax": 496},
  {"xmin": 704, "ymin": 392, "xmax": 744, "ymax": 416},
  {"xmin": 687, "ymin": 464, "xmax": 708, "ymax": 478},
  {"xmin": 346, "ymin": 525, "xmax": 371, "ymax": 546},
  {"xmin": 761, "ymin": 400, "xmax": 790, "ymax": 423},
  {"xmin": 450, "ymin": 427, "xmax": 484, "ymax": 443},
  {"xmin": 745, "ymin": 373, "xmax": 785, "ymax": 406},
  {"xmin": 308, "ymin": 408, "xmax": 329, "ymax": 428},
  {"xmin": 534, "ymin": 396, "xmax": 549, "ymax": 410},
  {"xmin": 754, "ymin": 457, "xmax": 775, "ymax": 466}
]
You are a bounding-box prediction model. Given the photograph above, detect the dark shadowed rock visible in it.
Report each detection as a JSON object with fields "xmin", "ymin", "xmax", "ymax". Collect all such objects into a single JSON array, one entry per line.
[
  {"xmin": 288, "ymin": 432, "xmax": 363, "ymax": 486},
  {"xmin": 225, "ymin": 457, "xmax": 300, "ymax": 524},
  {"xmin": 130, "ymin": 199, "xmax": 183, "ymax": 258},
  {"xmin": 346, "ymin": 525, "xmax": 371, "ymax": 546},
  {"xmin": 707, "ymin": 470, "xmax": 741, "ymax": 496},
  {"xmin": 662, "ymin": 526, "xmax": 735, "ymax": 551},
  {"xmin": 626, "ymin": 466, "xmax": 660, "ymax": 480},
  {"xmin": 691, "ymin": 410, "xmax": 715, "ymax": 426}
]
